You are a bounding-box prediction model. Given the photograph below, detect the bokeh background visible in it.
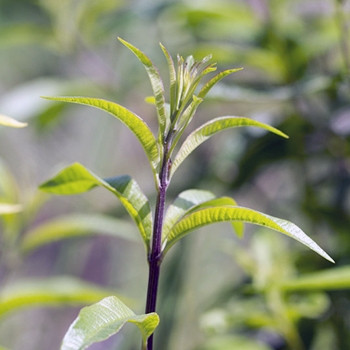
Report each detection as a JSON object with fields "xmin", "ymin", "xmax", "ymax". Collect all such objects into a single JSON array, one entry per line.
[{"xmin": 0, "ymin": 0, "xmax": 349, "ymax": 349}]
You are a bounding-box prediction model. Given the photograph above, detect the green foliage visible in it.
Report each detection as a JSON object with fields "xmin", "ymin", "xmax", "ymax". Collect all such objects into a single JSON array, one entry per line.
[{"xmin": 61, "ymin": 296, "xmax": 159, "ymax": 350}]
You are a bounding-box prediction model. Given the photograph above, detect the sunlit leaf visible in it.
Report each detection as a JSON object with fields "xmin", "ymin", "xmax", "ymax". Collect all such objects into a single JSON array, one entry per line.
[
  {"xmin": 39, "ymin": 163, "xmax": 153, "ymax": 251},
  {"xmin": 21, "ymin": 214, "xmax": 137, "ymax": 254},
  {"xmin": 41, "ymin": 96, "xmax": 160, "ymax": 176},
  {"xmin": 171, "ymin": 116, "xmax": 289, "ymax": 177},
  {"xmin": 0, "ymin": 277, "xmax": 118, "ymax": 318},
  {"xmin": 198, "ymin": 68, "xmax": 243, "ymax": 99},
  {"xmin": 280, "ymin": 266, "xmax": 350, "ymax": 291},
  {"xmin": 0, "ymin": 203, "xmax": 22, "ymax": 215},
  {"xmin": 118, "ymin": 38, "xmax": 169, "ymax": 138},
  {"xmin": 61, "ymin": 296, "xmax": 159, "ymax": 350},
  {"xmin": 164, "ymin": 206, "xmax": 334, "ymax": 263},
  {"xmin": 0, "ymin": 114, "xmax": 27, "ymax": 128}
]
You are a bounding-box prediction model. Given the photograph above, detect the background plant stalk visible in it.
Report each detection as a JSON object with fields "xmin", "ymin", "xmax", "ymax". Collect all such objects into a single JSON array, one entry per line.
[{"xmin": 145, "ymin": 132, "xmax": 172, "ymax": 350}]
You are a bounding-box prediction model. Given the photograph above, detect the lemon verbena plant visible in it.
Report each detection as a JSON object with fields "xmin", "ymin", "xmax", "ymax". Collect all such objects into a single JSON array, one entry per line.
[{"xmin": 39, "ymin": 38, "xmax": 334, "ymax": 350}]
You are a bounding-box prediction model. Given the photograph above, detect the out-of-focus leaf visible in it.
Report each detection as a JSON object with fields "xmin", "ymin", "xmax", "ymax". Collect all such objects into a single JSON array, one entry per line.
[
  {"xmin": 21, "ymin": 214, "xmax": 137, "ymax": 254},
  {"xmin": 164, "ymin": 206, "xmax": 334, "ymax": 263},
  {"xmin": 0, "ymin": 203, "xmax": 22, "ymax": 215},
  {"xmin": 279, "ymin": 266, "xmax": 350, "ymax": 292},
  {"xmin": 198, "ymin": 335, "xmax": 272, "ymax": 350},
  {"xmin": 0, "ymin": 114, "xmax": 27, "ymax": 128},
  {"xmin": 41, "ymin": 96, "xmax": 160, "ymax": 176},
  {"xmin": 0, "ymin": 277, "xmax": 119, "ymax": 318},
  {"xmin": 39, "ymin": 163, "xmax": 153, "ymax": 251},
  {"xmin": 118, "ymin": 38, "xmax": 169, "ymax": 139},
  {"xmin": 61, "ymin": 296, "xmax": 159, "ymax": 350},
  {"xmin": 171, "ymin": 117, "xmax": 288, "ymax": 177}
]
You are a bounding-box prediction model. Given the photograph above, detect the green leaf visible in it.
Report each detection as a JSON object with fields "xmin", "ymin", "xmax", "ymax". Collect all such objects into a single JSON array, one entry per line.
[
  {"xmin": 162, "ymin": 189, "xmax": 216, "ymax": 242},
  {"xmin": 41, "ymin": 96, "xmax": 159, "ymax": 176},
  {"xmin": 0, "ymin": 203, "xmax": 22, "ymax": 215},
  {"xmin": 61, "ymin": 296, "xmax": 159, "ymax": 350},
  {"xmin": 279, "ymin": 266, "xmax": 350, "ymax": 291},
  {"xmin": 170, "ymin": 116, "xmax": 289, "ymax": 177},
  {"xmin": 21, "ymin": 214, "xmax": 137, "ymax": 254},
  {"xmin": 198, "ymin": 68, "xmax": 243, "ymax": 99},
  {"xmin": 0, "ymin": 277, "xmax": 118, "ymax": 318},
  {"xmin": 39, "ymin": 163, "xmax": 153, "ymax": 251},
  {"xmin": 0, "ymin": 114, "xmax": 27, "ymax": 128},
  {"xmin": 160, "ymin": 43, "xmax": 177, "ymax": 117},
  {"xmin": 118, "ymin": 37, "xmax": 169, "ymax": 139},
  {"xmin": 163, "ymin": 206, "xmax": 334, "ymax": 263}
]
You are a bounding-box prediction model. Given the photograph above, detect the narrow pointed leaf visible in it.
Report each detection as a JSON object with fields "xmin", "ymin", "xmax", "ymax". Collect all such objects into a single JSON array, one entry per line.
[
  {"xmin": 162, "ymin": 189, "xmax": 216, "ymax": 241},
  {"xmin": 279, "ymin": 266, "xmax": 350, "ymax": 292},
  {"xmin": 0, "ymin": 114, "xmax": 27, "ymax": 128},
  {"xmin": 41, "ymin": 96, "xmax": 159, "ymax": 174},
  {"xmin": 118, "ymin": 38, "xmax": 168, "ymax": 137},
  {"xmin": 0, "ymin": 277, "xmax": 118, "ymax": 318},
  {"xmin": 39, "ymin": 163, "xmax": 153, "ymax": 251},
  {"xmin": 160, "ymin": 43, "xmax": 177, "ymax": 116},
  {"xmin": 21, "ymin": 214, "xmax": 137, "ymax": 254},
  {"xmin": 171, "ymin": 116, "xmax": 289, "ymax": 177},
  {"xmin": 198, "ymin": 68, "xmax": 243, "ymax": 99},
  {"xmin": 61, "ymin": 296, "xmax": 159, "ymax": 350},
  {"xmin": 164, "ymin": 206, "xmax": 334, "ymax": 263}
]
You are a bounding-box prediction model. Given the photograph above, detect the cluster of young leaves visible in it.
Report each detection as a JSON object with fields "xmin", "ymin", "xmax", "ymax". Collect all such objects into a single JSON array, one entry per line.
[{"xmin": 39, "ymin": 39, "xmax": 333, "ymax": 350}]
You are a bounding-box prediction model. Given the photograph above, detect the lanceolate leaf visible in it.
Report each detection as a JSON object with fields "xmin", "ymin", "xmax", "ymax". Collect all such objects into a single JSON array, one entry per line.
[
  {"xmin": 118, "ymin": 38, "xmax": 169, "ymax": 138},
  {"xmin": 163, "ymin": 206, "xmax": 334, "ymax": 263},
  {"xmin": 21, "ymin": 214, "xmax": 137, "ymax": 254},
  {"xmin": 39, "ymin": 163, "xmax": 153, "ymax": 251},
  {"xmin": 198, "ymin": 68, "xmax": 243, "ymax": 99},
  {"xmin": 41, "ymin": 96, "xmax": 160, "ymax": 176},
  {"xmin": 0, "ymin": 114, "xmax": 27, "ymax": 128},
  {"xmin": 170, "ymin": 116, "xmax": 289, "ymax": 177},
  {"xmin": 162, "ymin": 189, "xmax": 216, "ymax": 242},
  {"xmin": 61, "ymin": 296, "xmax": 159, "ymax": 350},
  {"xmin": 0, "ymin": 277, "xmax": 118, "ymax": 318},
  {"xmin": 279, "ymin": 266, "xmax": 350, "ymax": 292}
]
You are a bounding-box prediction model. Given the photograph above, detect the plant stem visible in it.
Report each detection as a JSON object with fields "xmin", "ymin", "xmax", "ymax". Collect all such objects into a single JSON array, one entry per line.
[{"xmin": 144, "ymin": 133, "xmax": 172, "ymax": 350}]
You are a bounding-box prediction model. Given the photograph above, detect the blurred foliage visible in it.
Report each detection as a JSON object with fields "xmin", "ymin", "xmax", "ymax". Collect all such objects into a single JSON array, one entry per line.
[{"xmin": 0, "ymin": 0, "xmax": 349, "ymax": 349}]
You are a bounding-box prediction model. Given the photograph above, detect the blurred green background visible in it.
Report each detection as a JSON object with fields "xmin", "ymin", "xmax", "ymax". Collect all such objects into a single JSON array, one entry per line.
[{"xmin": 0, "ymin": 0, "xmax": 349, "ymax": 349}]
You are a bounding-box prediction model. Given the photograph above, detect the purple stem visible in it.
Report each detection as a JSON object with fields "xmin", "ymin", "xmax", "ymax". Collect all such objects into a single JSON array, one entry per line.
[{"xmin": 144, "ymin": 134, "xmax": 172, "ymax": 350}]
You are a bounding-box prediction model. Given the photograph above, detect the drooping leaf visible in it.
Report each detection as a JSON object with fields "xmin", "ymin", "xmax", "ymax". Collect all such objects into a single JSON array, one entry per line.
[
  {"xmin": 118, "ymin": 38, "xmax": 169, "ymax": 138},
  {"xmin": 41, "ymin": 96, "xmax": 160, "ymax": 176},
  {"xmin": 170, "ymin": 116, "xmax": 289, "ymax": 177},
  {"xmin": 0, "ymin": 114, "xmax": 27, "ymax": 128},
  {"xmin": 279, "ymin": 266, "xmax": 350, "ymax": 292},
  {"xmin": 198, "ymin": 68, "xmax": 243, "ymax": 99},
  {"xmin": 0, "ymin": 277, "xmax": 119, "ymax": 318},
  {"xmin": 0, "ymin": 203, "xmax": 22, "ymax": 215},
  {"xmin": 39, "ymin": 163, "xmax": 153, "ymax": 251},
  {"xmin": 163, "ymin": 206, "xmax": 334, "ymax": 263},
  {"xmin": 61, "ymin": 296, "xmax": 159, "ymax": 350},
  {"xmin": 162, "ymin": 189, "xmax": 216, "ymax": 242},
  {"xmin": 21, "ymin": 214, "xmax": 137, "ymax": 254}
]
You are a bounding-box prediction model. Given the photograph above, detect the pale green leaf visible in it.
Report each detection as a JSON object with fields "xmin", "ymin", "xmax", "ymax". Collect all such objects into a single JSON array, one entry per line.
[
  {"xmin": 162, "ymin": 189, "xmax": 216, "ymax": 242},
  {"xmin": 0, "ymin": 114, "xmax": 27, "ymax": 128},
  {"xmin": 198, "ymin": 68, "xmax": 243, "ymax": 99},
  {"xmin": 0, "ymin": 203, "xmax": 22, "ymax": 215},
  {"xmin": 21, "ymin": 214, "xmax": 137, "ymax": 254},
  {"xmin": 279, "ymin": 266, "xmax": 350, "ymax": 291},
  {"xmin": 0, "ymin": 277, "xmax": 118, "ymax": 318},
  {"xmin": 39, "ymin": 163, "xmax": 153, "ymax": 251},
  {"xmin": 61, "ymin": 296, "xmax": 159, "ymax": 350},
  {"xmin": 118, "ymin": 38, "xmax": 169, "ymax": 138},
  {"xmin": 171, "ymin": 116, "xmax": 289, "ymax": 177},
  {"xmin": 164, "ymin": 206, "xmax": 334, "ymax": 263},
  {"xmin": 41, "ymin": 96, "xmax": 159, "ymax": 175}
]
